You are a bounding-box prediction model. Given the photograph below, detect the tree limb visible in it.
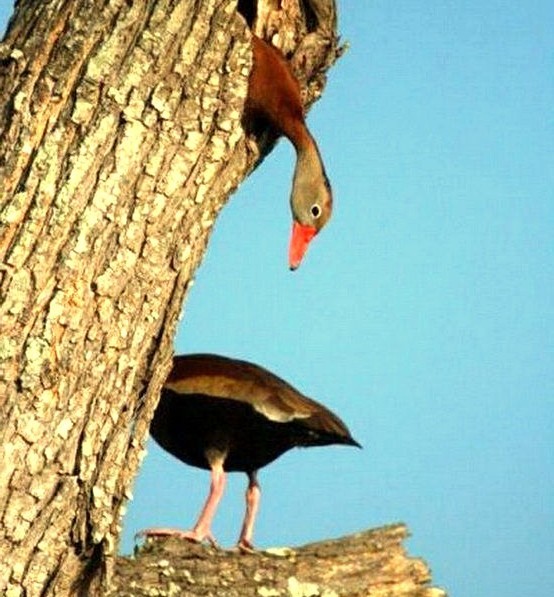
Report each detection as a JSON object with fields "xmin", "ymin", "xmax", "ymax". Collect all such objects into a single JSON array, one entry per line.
[{"xmin": 110, "ymin": 524, "xmax": 447, "ymax": 596}]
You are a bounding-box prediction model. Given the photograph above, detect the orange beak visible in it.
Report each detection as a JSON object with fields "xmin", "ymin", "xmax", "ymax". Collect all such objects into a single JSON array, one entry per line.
[{"xmin": 289, "ymin": 221, "xmax": 317, "ymax": 270}]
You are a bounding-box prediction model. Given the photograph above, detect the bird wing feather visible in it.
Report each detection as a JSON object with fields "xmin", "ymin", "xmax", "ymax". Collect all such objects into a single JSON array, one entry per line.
[
  {"xmin": 165, "ymin": 355, "xmax": 318, "ymax": 423},
  {"xmin": 165, "ymin": 354, "xmax": 358, "ymax": 445}
]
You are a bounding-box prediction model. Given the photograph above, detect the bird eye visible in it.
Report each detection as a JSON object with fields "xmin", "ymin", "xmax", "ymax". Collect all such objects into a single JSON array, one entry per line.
[{"xmin": 310, "ymin": 204, "xmax": 321, "ymax": 218}]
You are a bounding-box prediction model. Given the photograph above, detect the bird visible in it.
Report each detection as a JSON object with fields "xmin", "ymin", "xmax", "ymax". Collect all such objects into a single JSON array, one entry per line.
[
  {"xmin": 137, "ymin": 353, "xmax": 360, "ymax": 550},
  {"xmin": 246, "ymin": 35, "xmax": 333, "ymax": 270}
]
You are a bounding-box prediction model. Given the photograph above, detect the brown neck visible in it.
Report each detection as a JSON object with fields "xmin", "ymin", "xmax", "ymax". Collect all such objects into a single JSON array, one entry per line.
[{"xmin": 285, "ymin": 118, "xmax": 316, "ymax": 154}]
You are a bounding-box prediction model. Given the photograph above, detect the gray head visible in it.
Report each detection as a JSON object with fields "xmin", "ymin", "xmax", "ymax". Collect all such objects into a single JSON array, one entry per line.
[{"xmin": 288, "ymin": 145, "xmax": 333, "ymax": 269}]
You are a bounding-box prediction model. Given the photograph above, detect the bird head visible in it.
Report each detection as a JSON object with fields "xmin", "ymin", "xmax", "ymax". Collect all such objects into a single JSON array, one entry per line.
[{"xmin": 288, "ymin": 149, "xmax": 332, "ymax": 270}]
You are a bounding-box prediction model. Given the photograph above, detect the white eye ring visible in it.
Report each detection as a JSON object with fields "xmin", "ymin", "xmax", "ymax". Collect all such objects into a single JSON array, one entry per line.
[{"xmin": 311, "ymin": 204, "xmax": 322, "ymax": 218}]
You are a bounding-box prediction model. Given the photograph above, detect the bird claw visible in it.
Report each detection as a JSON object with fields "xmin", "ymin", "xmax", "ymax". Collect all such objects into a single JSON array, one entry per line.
[
  {"xmin": 237, "ymin": 539, "xmax": 256, "ymax": 554},
  {"xmin": 204, "ymin": 532, "xmax": 219, "ymax": 548},
  {"xmin": 135, "ymin": 528, "xmax": 219, "ymax": 548}
]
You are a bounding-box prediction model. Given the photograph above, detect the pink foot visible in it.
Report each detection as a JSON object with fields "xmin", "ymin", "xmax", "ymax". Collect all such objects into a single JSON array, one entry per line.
[
  {"xmin": 136, "ymin": 527, "xmax": 218, "ymax": 547},
  {"xmin": 237, "ymin": 538, "xmax": 256, "ymax": 553}
]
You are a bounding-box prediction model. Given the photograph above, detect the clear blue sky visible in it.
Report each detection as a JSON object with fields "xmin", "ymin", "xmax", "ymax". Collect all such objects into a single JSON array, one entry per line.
[{"xmin": 2, "ymin": 2, "xmax": 553, "ymax": 595}]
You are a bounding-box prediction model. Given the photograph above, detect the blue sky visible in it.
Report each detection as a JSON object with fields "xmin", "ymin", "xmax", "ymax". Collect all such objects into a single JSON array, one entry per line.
[{"xmin": 2, "ymin": 2, "xmax": 553, "ymax": 595}]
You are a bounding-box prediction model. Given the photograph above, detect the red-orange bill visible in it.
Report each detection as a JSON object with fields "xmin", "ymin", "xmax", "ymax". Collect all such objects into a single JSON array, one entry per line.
[{"xmin": 289, "ymin": 222, "xmax": 317, "ymax": 270}]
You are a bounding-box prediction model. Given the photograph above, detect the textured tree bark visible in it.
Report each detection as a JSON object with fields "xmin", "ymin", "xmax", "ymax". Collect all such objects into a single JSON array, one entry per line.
[
  {"xmin": 0, "ymin": 0, "xmax": 341, "ymax": 595},
  {"xmin": 110, "ymin": 524, "xmax": 448, "ymax": 596}
]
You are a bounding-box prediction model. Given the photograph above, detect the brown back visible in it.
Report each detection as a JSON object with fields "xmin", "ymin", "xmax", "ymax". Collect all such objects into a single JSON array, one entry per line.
[{"xmin": 165, "ymin": 354, "xmax": 358, "ymax": 445}]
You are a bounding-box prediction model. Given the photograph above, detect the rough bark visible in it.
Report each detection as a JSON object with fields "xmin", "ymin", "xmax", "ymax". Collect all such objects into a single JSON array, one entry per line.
[
  {"xmin": 0, "ymin": 0, "xmax": 341, "ymax": 595},
  {"xmin": 110, "ymin": 524, "xmax": 447, "ymax": 596}
]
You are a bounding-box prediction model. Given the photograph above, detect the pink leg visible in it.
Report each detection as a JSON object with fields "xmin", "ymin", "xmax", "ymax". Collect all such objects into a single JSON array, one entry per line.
[
  {"xmin": 237, "ymin": 471, "xmax": 261, "ymax": 551},
  {"xmin": 138, "ymin": 462, "xmax": 226, "ymax": 547}
]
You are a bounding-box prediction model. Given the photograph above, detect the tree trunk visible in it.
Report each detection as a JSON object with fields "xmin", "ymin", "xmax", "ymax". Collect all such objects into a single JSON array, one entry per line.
[
  {"xmin": 0, "ymin": 0, "xmax": 341, "ymax": 594},
  {"xmin": 110, "ymin": 524, "xmax": 447, "ymax": 596}
]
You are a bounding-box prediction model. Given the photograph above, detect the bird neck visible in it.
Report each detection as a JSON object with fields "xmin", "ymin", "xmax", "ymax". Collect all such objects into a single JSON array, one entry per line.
[
  {"xmin": 293, "ymin": 133, "xmax": 326, "ymax": 190},
  {"xmin": 285, "ymin": 116, "xmax": 315, "ymax": 153}
]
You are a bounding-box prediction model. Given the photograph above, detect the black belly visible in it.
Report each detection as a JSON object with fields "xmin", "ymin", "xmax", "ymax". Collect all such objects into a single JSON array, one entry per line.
[{"xmin": 150, "ymin": 391, "xmax": 307, "ymax": 473}]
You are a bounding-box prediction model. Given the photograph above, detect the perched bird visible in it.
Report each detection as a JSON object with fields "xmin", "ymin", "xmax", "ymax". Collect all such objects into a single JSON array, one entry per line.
[
  {"xmin": 247, "ymin": 36, "xmax": 333, "ymax": 270},
  {"xmin": 138, "ymin": 353, "xmax": 359, "ymax": 550}
]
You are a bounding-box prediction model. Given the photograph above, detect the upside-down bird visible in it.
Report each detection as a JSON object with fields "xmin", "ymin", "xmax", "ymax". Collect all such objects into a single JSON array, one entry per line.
[
  {"xmin": 138, "ymin": 353, "xmax": 359, "ymax": 550},
  {"xmin": 247, "ymin": 36, "xmax": 333, "ymax": 270}
]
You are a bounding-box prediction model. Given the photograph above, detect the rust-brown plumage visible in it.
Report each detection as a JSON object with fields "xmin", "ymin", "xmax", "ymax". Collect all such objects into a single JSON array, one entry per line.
[
  {"xmin": 139, "ymin": 354, "xmax": 359, "ymax": 550},
  {"xmin": 247, "ymin": 36, "xmax": 333, "ymax": 269}
]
